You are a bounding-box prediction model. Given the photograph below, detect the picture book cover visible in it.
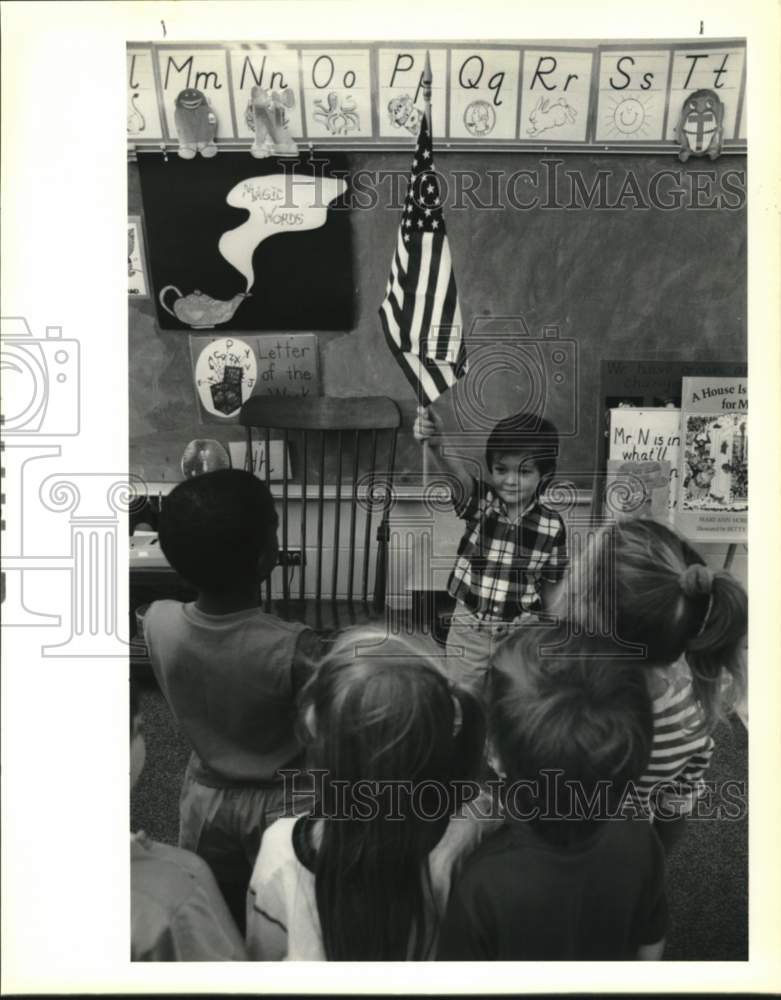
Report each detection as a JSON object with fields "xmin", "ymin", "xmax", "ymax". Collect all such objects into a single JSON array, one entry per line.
[{"xmin": 676, "ymin": 376, "xmax": 747, "ymax": 542}]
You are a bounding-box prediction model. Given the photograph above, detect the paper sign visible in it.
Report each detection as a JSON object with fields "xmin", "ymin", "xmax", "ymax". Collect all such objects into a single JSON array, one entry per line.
[
  {"xmin": 520, "ymin": 50, "xmax": 593, "ymax": 142},
  {"xmin": 676, "ymin": 377, "xmax": 747, "ymax": 542},
  {"xmin": 301, "ymin": 49, "xmax": 373, "ymax": 139},
  {"xmin": 127, "ymin": 47, "xmax": 163, "ymax": 139},
  {"xmin": 595, "ymin": 50, "xmax": 670, "ymax": 142},
  {"xmin": 157, "ymin": 47, "xmax": 234, "ymax": 139},
  {"xmin": 191, "ymin": 333, "xmax": 320, "ymax": 423},
  {"xmin": 666, "ymin": 48, "xmax": 745, "ymax": 141},
  {"xmin": 449, "ymin": 49, "xmax": 521, "ymax": 140},
  {"xmin": 229, "ymin": 46, "xmax": 304, "ymax": 138},
  {"xmin": 608, "ymin": 408, "xmax": 681, "ymax": 516},
  {"xmin": 127, "ymin": 216, "xmax": 148, "ymax": 297},
  {"xmin": 228, "ymin": 440, "xmax": 291, "ymax": 481},
  {"xmin": 377, "ymin": 48, "xmax": 447, "ymax": 139},
  {"xmin": 194, "ymin": 336, "xmax": 257, "ymax": 419}
]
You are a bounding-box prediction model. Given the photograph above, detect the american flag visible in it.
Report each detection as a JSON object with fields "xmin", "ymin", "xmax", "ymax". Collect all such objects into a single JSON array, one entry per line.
[{"xmin": 379, "ymin": 111, "xmax": 467, "ymax": 407}]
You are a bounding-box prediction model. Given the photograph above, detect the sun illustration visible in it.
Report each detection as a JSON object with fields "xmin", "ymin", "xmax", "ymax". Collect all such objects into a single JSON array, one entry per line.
[{"xmin": 603, "ymin": 94, "xmax": 655, "ymax": 137}]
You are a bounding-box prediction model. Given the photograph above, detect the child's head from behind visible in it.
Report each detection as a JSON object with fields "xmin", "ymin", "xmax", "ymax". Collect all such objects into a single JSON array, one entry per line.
[
  {"xmin": 556, "ymin": 518, "xmax": 747, "ymax": 727},
  {"xmin": 491, "ymin": 624, "xmax": 653, "ymax": 838},
  {"xmin": 302, "ymin": 628, "xmax": 484, "ymax": 816},
  {"xmin": 299, "ymin": 628, "xmax": 485, "ymax": 960},
  {"xmin": 485, "ymin": 412, "xmax": 559, "ymax": 506},
  {"xmin": 158, "ymin": 469, "xmax": 278, "ymax": 594}
]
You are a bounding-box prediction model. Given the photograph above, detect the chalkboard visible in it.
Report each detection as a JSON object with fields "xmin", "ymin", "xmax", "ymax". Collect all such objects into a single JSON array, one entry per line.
[{"xmin": 129, "ymin": 150, "xmax": 746, "ymax": 484}]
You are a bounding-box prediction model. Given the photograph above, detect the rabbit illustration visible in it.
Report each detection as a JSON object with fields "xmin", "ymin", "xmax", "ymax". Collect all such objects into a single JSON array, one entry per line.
[{"xmin": 527, "ymin": 96, "xmax": 577, "ymax": 137}]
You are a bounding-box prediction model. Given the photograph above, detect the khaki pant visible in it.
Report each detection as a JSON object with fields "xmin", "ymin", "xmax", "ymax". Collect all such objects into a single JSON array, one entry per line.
[
  {"xmin": 179, "ymin": 754, "xmax": 314, "ymax": 932},
  {"xmin": 444, "ymin": 605, "xmax": 519, "ymax": 697}
]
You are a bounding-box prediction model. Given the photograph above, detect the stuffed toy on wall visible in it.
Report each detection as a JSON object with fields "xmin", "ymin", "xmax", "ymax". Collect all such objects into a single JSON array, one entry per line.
[
  {"xmin": 675, "ymin": 88, "xmax": 725, "ymax": 162},
  {"xmin": 174, "ymin": 89, "xmax": 218, "ymax": 159},
  {"xmin": 245, "ymin": 86, "xmax": 298, "ymax": 158}
]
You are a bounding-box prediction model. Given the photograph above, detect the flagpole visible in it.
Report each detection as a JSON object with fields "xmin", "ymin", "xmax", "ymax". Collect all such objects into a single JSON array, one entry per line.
[{"xmin": 421, "ymin": 50, "xmax": 433, "ymax": 486}]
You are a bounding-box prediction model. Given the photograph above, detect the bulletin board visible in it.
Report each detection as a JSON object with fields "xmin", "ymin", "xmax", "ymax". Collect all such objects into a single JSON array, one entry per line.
[
  {"xmin": 127, "ymin": 39, "xmax": 747, "ymax": 153},
  {"xmin": 138, "ymin": 151, "xmax": 354, "ymax": 331}
]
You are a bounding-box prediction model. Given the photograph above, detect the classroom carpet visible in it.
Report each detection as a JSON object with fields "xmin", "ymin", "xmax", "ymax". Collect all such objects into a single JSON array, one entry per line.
[{"xmin": 131, "ymin": 681, "xmax": 748, "ymax": 961}]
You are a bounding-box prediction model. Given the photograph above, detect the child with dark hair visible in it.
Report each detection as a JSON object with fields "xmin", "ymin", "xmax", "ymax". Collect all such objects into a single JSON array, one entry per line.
[
  {"xmin": 414, "ymin": 408, "xmax": 567, "ymax": 694},
  {"xmin": 246, "ymin": 628, "xmax": 500, "ymax": 960},
  {"xmin": 130, "ymin": 679, "xmax": 246, "ymax": 961},
  {"xmin": 552, "ymin": 517, "xmax": 747, "ymax": 850},
  {"xmin": 438, "ymin": 624, "xmax": 667, "ymax": 961},
  {"xmin": 144, "ymin": 470, "xmax": 324, "ymax": 931}
]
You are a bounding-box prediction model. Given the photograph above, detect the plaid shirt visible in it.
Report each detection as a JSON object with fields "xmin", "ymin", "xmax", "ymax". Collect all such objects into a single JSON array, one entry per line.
[{"xmin": 447, "ymin": 478, "xmax": 568, "ymax": 621}]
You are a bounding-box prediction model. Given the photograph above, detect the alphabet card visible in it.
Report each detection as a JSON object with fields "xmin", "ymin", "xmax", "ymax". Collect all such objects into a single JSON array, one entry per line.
[
  {"xmin": 448, "ymin": 49, "xmax": 521, "ymax": 140},
  {"xmin": 127, "ymin": 47, "xmax": 163, "ymax": 139},
  {"xmin": 666, "ymin": 47, "xmax": 745, "ymax": 141},
  {"xmin": 519, "ymin": 49, "xmax": 593, "ymax": 142},
  {"xmin": 229, "ymin": 46, "xmax": 304, "ymax": 139},
  {"xmin": 191, "ymin": 333, "xmax": 320, "ymax": 423},
  {"xmin": 157, "ymin": 47, "xmax": 234, "ymax": 139},
  {"xmin": 377, "ymin": 48, "xmax": 447, "ymax": 139},
  {"xmin": 300, "ymin": 49, "xmax": 372, "ymax": 139},
  {"xmin": 595, "ymin": 50, "xmax": 671, "ymax": 143}
]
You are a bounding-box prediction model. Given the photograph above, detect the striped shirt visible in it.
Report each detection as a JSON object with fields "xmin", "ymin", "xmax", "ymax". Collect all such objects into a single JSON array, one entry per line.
[
  {"xmin": 631, "ymin": 658, "xmax": 715, "ymax": 818},
  {"xmin": 447, "ymin": 478, "xmax": 568, "ymax": 621}
]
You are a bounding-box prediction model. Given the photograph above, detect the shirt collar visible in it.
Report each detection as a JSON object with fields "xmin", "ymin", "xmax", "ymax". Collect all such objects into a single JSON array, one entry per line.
[{"xmin": 489, "ymin": 489, "xmax": 538, "ymax": 522}]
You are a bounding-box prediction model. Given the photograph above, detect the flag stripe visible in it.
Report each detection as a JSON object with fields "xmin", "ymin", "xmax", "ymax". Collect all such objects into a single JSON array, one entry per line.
[
  {"xmin": 379, "ymin": 110, "xmax": 467, "ymax": 407},
  {"xmin": 418, "ymin": 232, "xmax": 443, "ymax": 360}
]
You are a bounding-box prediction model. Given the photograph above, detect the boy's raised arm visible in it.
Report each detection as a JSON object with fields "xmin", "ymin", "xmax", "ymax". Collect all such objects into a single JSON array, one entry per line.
[{"xmin": 413, "ymin": 406, "xmax": 473, "ymax": 499}]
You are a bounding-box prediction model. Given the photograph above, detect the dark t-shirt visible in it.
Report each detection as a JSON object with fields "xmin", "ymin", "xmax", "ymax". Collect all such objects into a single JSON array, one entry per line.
[{"xmin": 438, "ymin": 818, "xmax": 667, "ymax": 961}]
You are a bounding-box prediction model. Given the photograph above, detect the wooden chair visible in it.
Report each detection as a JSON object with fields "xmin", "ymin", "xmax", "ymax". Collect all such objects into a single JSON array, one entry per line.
[{"xmin": 239, "ymin": 395, "xmax": 401, "ymax": 632}]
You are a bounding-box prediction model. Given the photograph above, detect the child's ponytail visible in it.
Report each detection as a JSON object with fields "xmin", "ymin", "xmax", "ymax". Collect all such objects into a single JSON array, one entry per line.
[
  {"xmin": 558, "ymin": 519, "xmax": 747, "ymax": 734},
  {"xmin": 683, "ymin": 565, "xmax": 747, "ymax": 730}
]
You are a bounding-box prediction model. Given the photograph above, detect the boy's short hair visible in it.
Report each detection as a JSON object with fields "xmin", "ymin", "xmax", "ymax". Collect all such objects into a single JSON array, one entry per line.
[
  {"xmin": 158, "ymin": 469, "xmax": 278, "ymax": 592},
  {"xmin": 485, "ymin": 412, "xmax": 559, "ymax": 480},
  {"xmin": 491, "ymin": 623, "xmax": 653, "ymax": 835}
]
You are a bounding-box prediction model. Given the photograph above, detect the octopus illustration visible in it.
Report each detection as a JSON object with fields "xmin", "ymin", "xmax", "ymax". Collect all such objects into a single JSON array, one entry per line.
[{"xmin": 313, "ymin": 92, "xmax": 360, "ymax": 134}]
